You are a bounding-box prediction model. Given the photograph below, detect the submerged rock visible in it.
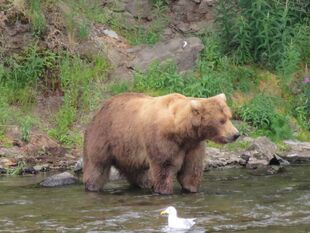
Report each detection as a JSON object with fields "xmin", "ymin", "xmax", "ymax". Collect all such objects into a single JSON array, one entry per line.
[{"xmin": 40, "ymin": 172, "xmax": 78, "ymax": 187}]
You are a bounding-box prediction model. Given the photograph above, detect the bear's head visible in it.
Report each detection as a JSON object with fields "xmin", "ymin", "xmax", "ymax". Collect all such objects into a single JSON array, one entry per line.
[{"xmin": 190, "ymin": 93, "xmax": 240, "ymax": 144}]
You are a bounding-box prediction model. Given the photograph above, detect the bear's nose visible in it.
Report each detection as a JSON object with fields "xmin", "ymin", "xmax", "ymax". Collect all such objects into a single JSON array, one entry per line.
[{"xmin": 233, "ymin": 132, "xmax": 240, "ymax": 141}]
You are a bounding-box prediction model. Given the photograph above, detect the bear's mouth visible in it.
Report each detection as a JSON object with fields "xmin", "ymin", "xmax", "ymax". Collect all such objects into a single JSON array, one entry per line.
[{"xmin": 212, "ymin": 135, "xmax": 236, "ymax": 144}]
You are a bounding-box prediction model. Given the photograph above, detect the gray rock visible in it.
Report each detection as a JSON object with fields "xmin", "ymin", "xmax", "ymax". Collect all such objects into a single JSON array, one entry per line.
[
  {"xmin": 124, "ymin": 0, "xmax": 152, "ymax": 18},
  {"xmin": 242, "ymin": 137, "xmax": 277, "ymax": 168},
  {"xmin": 246, "ymin": 157, "xmax": 269, "ymax": 169},
  {"xmin": 74, "ymin": 158, "xmax": 83, "ymax": 174},
  {"xmin": 204, "ymin": 136, "xmax": 290, "ymax": 170},
  {"xmin": 283, "ymin": 140, "xmax": 310, "ymax": 151},
  {"xmin": 40, "ymin": 172, "xmax": 78, "ymax": 187},
  {"xmin": 33, "ymin": 164, "xmax": 50, "ymax": 172},
  {"xmin": 103, "ymin": 29, "xmax": 119, "ymax": 39},
  {"xmin": 247, "ymin": 136, "xmax": 277, "ymax": 160},
  {"xmin": 131, "ymin": 37, "xmax": 204, "ymax": 72},
  {"xmin": 204, "ymin": 147, "xmax": 246, "ymax": 170},
  {"xmin": 282, "ymin": 140, "xmax": 310, "ymax": 162}
]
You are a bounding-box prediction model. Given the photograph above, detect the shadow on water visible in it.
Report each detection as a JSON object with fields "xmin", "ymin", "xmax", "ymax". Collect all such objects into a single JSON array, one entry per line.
[{"xmin": 0, "ymin": 164, "xmax": 310, "ymax": 233}]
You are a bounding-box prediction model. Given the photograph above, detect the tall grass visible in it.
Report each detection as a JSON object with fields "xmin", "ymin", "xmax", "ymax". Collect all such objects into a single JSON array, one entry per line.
[
  {"xmin": 216, "ymin": 0, "xmax": 309, "ymax": 71},
  {"xmin": 0, "ymin": 45, "xmax": 57, "ymax": 105},
  {"xmin": 48, "ymin": 55, "xmax": 109, "ymax": 145},
  {"xmin": 27, "ymin": 0, "xmax": 46, "ymax": 37}
]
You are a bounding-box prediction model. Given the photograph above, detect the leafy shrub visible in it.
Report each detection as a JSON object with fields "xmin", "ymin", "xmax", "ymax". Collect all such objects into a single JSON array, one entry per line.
[
  {"xmin": 134, "ymin": 58, "xmax": 258, "ymax": 99},
  {"xmin": 0, "ymin": 46, "xmax": 57, "ymax": 105},
  {"xmin": 238, "ymin": 94, "xmax": 292, "ymax": 139},
  {"xmin": 20, "ymin": 116, "xmax": 34, "ymax": 142},
  {"xmin": 216, "ymin": 0, "xmax": 309, "ymax": 70},
  {"xmin": 291, "ymin": 82, "xmax": 310, "ymax": 130},
  {"xmin": 134, "ymin": 61, "xmax": 184, "ymax": 94}
]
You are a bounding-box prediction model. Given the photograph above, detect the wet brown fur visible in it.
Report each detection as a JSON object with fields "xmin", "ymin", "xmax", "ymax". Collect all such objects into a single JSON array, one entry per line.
[{"xmin": 83, "ymin": 92, "xmax": 239, "ymax": 194}]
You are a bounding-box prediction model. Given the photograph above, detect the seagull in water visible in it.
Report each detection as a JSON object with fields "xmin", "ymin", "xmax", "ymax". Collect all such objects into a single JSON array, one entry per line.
[{"xmin": 160, "ymin": 206, "xmax": 196, "ymax": 230}]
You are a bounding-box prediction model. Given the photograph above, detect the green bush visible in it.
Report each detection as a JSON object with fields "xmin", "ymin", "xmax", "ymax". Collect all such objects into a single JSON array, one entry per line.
[
  {"xmin": 134, "ymin": 61, "xmax": 185, "ymax": 94},
  {"xmin": 291, "ymin": 82, "xmax": 310, "ymax": 130},
  {"xmin": 0, "ymin": 46, "xmax": 57, "ymax": 105},
  {"xmin": 216, "ymin": 0, "xmax": 309, "ymax": 69},
  {"xmin": 238, "ymin": 94, "xmax": 292, "ymax": 139},
  {"xmin": 134, "ymin": 57, "xmax": 258, "ymax": 99},
  {"xmin": 20, "ymin": 116, "xmax": 35, "ymax": 143}
]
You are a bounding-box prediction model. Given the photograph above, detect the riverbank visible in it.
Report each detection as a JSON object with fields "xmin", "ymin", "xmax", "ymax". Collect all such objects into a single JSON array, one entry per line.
[{"xmin": 1, "ymin": 135, "xmax": 309, "ymax": 178}]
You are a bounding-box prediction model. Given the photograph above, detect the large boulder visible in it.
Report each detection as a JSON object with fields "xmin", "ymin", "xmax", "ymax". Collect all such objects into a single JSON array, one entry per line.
[
  {"xmin": 240, "ymin": 137, "xmax": 290, "ymax": 169},
  {"xmin": 168, "ymin": 0, "xmax": 216, "ymax": 33},
  {"xmin": 241, "ymin": 137, "xmax": 277, "ymax": 169},
  {"xmin": 130, "ymin": 37, "xmax": 204, "ymax": 72},
  {"xmin": 40, "ymin": 172, "xmax": 78, "ymax": 187}
]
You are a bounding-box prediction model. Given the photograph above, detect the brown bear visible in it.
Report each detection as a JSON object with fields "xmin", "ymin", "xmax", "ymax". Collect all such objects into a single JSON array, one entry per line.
[{"xmin": 83, "ymin": 92, "xmax": 239, "ymax": 194}]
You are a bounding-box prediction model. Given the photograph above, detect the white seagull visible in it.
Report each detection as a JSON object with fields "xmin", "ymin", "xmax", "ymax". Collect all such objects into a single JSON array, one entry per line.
[{"xmin": 160, "ymin": 206, "xmax": 196, "ymax": 230}]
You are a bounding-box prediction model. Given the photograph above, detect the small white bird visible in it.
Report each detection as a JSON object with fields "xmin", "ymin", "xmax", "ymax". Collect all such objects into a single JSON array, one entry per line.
[{"xmin": 160, "ymin": 206, "xmax": 196, "ymax": 229}]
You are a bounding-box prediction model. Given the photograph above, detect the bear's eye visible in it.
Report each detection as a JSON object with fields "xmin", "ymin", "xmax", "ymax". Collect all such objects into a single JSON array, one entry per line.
[{"xmin": 220, "ymin": 119, "xmax": 226, "ymax": 125}]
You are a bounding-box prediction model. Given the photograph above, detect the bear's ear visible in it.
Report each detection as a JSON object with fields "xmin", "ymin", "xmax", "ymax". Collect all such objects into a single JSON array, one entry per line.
[
  {"xmin": 191, "ymin": 100, "xmax": 202, "ymax": 115},
  {"xmin": 216, "ymin": 93, "xmax": 226, "ymax": 101}
]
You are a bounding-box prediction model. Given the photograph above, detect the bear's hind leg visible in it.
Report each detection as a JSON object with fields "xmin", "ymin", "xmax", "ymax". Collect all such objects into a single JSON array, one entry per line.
[{"xmin": 177, "ymin": 144, "xmax": 204, "ymax": 193}]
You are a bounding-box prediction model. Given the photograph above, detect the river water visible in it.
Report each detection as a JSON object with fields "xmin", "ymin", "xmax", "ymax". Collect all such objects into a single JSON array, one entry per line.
[{"xmin": 0, "ymin": 165, "xmax": 309, "ymax": 233}]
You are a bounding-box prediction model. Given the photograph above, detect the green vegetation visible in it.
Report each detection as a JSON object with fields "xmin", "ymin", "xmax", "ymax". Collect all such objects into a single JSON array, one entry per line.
[
  {"xmin": 67, "ymin": 0, "xmax": 168, "ymax": 45},
  {"xmin": 128, "ymin": 0, "xmax": 310, "ymax": 141},
  {"xmin": 0, "ymin": 46, "xmax": 108, "ymax": 146},
  {"xmin": 0, "ymin": 45, "xmax": 57, "ymax": 105},
  {"xmin": 216, "ymin": 0, "xmax": 309, "ymax": 69},
  {"xmin": 48, "ymin": 55, "xmax": 109, "ymax": 145},
  {"xmin": 28, "ymin": 0, "xmax": 47, "ymax": 37},
  {"xmin": 0, "ymin": 0, "xmax": 309, "ymax": 149},
  {"xmin": 6, "ymin": 161, "xmax": 27, "ymax": 176},
  {"xmin": 125, "ymin": 1, "xmax": 168, "ymax": 45}
]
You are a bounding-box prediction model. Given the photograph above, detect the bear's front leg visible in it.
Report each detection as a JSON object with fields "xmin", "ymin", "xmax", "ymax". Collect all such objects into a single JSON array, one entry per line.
[
  {"xmin": 177, "ymin": 144, "xmax": 204, "ymax": 193},
  {"xmin": 150, "ymin": 162, "xmax": 174, "ymax": 195}
]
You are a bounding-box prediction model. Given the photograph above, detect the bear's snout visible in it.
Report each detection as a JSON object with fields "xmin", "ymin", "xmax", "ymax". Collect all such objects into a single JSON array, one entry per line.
[{"xmin": 229, "ymin": 132, "xmax": 240, "ymax": 142}]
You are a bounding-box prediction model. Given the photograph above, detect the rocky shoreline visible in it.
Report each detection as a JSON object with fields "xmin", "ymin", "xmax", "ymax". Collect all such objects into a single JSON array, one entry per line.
[{"xmin": 1, "ymin": 135, "xmax": 309, "ymax": 187}]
